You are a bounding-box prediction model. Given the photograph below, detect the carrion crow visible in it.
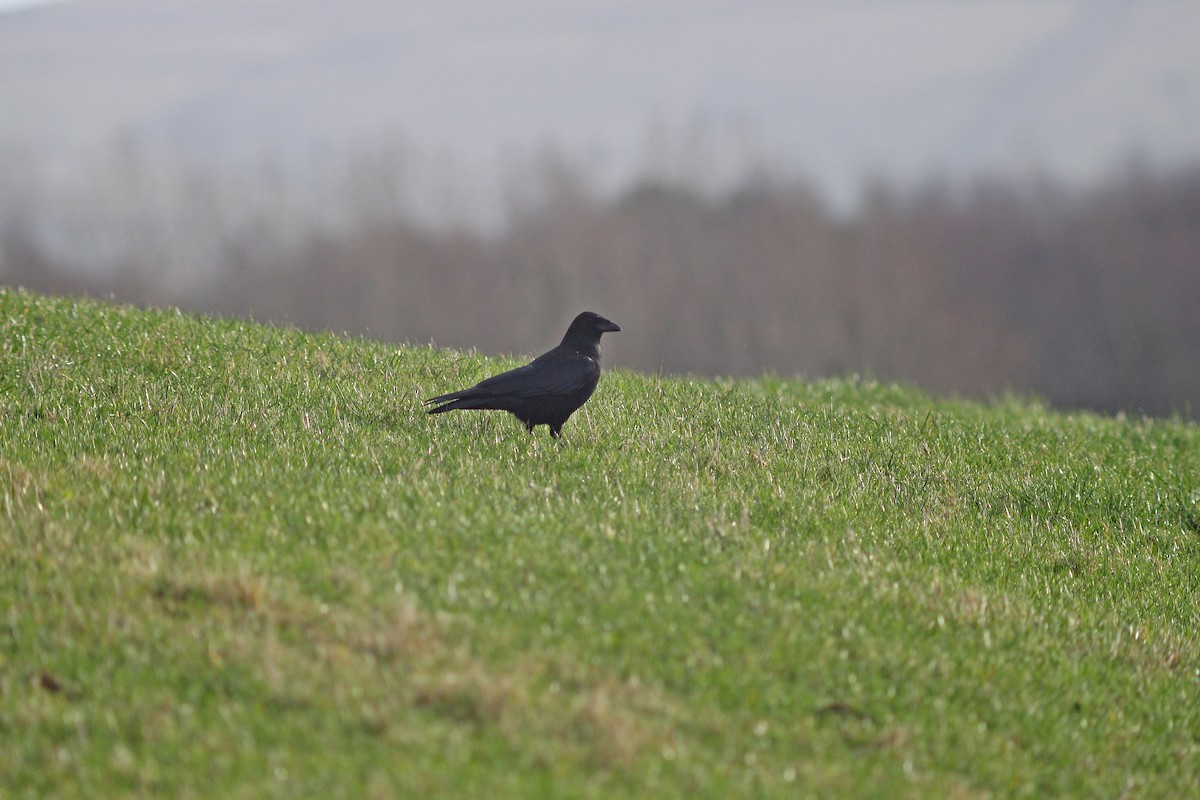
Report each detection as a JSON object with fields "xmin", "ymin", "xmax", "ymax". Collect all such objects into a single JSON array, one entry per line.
[{"xmin": 425, "ymin": 311, "xmax": 621, "ymax": 438}]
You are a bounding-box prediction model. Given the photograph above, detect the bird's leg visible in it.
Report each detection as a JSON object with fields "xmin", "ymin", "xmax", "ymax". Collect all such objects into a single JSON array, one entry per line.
[{"xmin": 549, "ymin": 425, "xmax": 562, "ymax": 440}]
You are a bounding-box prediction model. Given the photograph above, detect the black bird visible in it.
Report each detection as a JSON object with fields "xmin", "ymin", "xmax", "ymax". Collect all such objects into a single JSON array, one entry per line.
[{"xmin": 425, "ymin": 311, "xmax": 621, "ymax": 438}]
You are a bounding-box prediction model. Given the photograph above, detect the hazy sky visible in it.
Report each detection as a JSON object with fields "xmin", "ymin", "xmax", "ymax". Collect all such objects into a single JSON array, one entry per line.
[
  {"xmin": 3, "ymin": 0, "xmax": 1199, "ymax": 220},
  {"xmin": 0, "ymin": 0, "xmax": 62, "ymax": 11}
]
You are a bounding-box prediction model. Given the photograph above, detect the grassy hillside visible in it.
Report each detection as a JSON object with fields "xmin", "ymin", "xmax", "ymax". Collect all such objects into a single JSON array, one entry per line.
[{"xmin": 1, "ymin": 287, "xmax": 1198, "ymax": 799}]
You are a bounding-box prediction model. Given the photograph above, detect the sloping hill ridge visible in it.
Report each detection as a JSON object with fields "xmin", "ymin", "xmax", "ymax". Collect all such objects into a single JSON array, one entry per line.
[{"xmin": 2, "ymin": 287, "xmax": 1198, "ymax": 798}]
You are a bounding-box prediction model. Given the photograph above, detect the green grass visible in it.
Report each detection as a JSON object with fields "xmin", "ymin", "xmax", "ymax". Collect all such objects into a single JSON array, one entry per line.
[{"xmin": 2, "ymin": 286, "xmax": 1198, "ymax": 799}]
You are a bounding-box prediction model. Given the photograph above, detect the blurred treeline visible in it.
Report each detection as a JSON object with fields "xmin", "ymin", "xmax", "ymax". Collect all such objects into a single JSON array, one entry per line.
[{"xmin": 3, "ymin": 150, "xmax": 1199, "ymax": 418}]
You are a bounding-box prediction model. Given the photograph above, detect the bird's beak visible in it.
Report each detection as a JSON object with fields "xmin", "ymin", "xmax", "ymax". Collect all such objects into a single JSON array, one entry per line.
[{"xmin": 596, "ymin": 317, "xmax": 621, "ymax": 333}]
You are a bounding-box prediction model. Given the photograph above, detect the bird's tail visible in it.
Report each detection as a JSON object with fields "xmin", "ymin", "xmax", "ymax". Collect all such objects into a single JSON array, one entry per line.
[
  {"xmin": 424, "ymin": 389, "xmax": 500, "ymax": 415},
  {"xmin": 424, "ymin": 390, "xmax": 461, "ymax": 415}
]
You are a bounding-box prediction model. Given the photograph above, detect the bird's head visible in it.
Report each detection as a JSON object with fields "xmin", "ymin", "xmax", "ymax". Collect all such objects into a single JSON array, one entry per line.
[
  {"xmin": 561, "ymin": 312, "xmax": 621, "ymax": 353},
  {"xmin": 566, "ymin": 311, "xmax": 621, "ymax": 340}
]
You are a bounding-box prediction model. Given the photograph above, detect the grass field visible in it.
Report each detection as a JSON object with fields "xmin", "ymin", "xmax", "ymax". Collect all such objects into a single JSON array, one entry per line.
[{"xmin": 2, "ymin": 286, "xmax": 1198, "ymax": 798}]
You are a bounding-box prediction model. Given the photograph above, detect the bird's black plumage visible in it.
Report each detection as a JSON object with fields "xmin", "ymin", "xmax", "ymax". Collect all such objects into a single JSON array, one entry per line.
[{"xmin": 425, "ymin": 311, "xmax": 621, "ymax": 438}]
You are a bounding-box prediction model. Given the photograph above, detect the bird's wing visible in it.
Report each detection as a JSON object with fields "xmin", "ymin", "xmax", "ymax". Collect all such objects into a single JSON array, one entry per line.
[
  {"xmin": 471, "ymin": 349, "xmax": 597, "ymax": 398},
  {"xmin": 425, "ymin": 348, "xmax": 598, "ymax": 405}
]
